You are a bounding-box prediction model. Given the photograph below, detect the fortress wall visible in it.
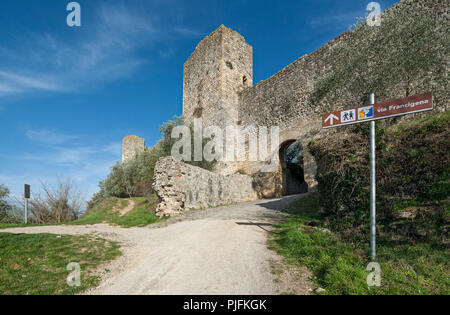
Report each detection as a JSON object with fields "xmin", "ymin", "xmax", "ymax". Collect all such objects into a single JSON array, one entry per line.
[
  {"xmin": 238, "ymin": 0, "xmax": 449, "ymax": 135},
  {"xmin": 152, "ymin": 157, "xmax": 258, "ymax": 217}
]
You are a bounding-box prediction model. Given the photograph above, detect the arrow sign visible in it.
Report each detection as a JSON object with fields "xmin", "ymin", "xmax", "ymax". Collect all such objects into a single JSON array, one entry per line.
[
  {"xmin": 322, "ymin": 92, "xmax": 433, "ymax": 129},
  {"xmin": 324, "ymin": 113, "xmax": 339, "ymax": 126}
]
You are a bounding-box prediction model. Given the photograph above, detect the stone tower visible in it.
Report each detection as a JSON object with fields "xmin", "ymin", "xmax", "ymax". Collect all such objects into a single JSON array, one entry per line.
[
  {"xmin": 183, "ymin": 25, "xmax": 253, "ymax": 129},
  {"xmin": 122, "ymin": 135, "xmax": 145, "ymax": 162}
]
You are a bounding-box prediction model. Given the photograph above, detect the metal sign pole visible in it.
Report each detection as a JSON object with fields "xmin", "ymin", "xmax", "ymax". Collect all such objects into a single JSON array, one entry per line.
[
  {"xmin": 369, "ymin": 93, "xmax": 376, "ymax": 261},
  {"xmin": 24, "ymin": 198, "xmax": 28, "ymax": 224}
]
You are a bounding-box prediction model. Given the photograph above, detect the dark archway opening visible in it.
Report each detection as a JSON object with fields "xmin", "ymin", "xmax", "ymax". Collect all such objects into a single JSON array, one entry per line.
[{"xmin": 279, "ymin": 140, "xmax": 308, "ymax": 196}]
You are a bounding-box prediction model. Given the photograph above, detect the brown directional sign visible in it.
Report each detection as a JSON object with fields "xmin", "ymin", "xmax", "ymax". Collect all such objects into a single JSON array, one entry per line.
[{"xmin": 322, "ymin": 93, "xmax": 433, "ymax": 129}]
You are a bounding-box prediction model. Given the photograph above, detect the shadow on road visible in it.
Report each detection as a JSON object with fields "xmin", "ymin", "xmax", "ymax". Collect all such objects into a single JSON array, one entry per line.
[
  {"xmin": 236, "ymin": 221, "xmax": 273, "ymax": 232},
  {"xmin": 236, "ymin": 222, "xmax": 273, "ymax": 226},
  {"xmin": 256, "ymin": 194, "xmax": 308, "ymax": 211}
]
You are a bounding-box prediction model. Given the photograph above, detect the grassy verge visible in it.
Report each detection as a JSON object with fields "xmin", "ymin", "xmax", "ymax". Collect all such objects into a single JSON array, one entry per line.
[
  {"xmin": 0, "ymin": 195, "xmax": 160, "ymax": 230},
  {"xmin": 271, "ymin": 194, "xmax": 450, "ymax": 295},
  {"xmin": 71, "ymin": 195, "xmax": 160, "ymax": 228},
  {"xmin": 0, "ymin": 222, "xmax": 67, "ymax": 229},
  {"xmin": 0, "ymin": 233, "xmax": 121, "ymax": 295},
  {"xmin": 0, "ymin": 223, "xmax": 41, "ymax": 229}
]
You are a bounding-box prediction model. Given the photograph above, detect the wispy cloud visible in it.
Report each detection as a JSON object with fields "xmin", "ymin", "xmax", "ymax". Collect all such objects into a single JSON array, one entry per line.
[
  {"xmin": 0, "ymin": 71, "xmax": 62, "ymax": 92},
  {"xmin": 0, "ymin": 3, "xmax": 200, "ymax": 99},
  {"xmin": 17, "ymin": 143, "xmax": 118, "ymax": 166},
  {"xmin": 172, "ymin": 26, "xmax": 202, "ymax": 38},
  {"xmin": 26, "ymin": 129, "xmax": 78, "ymax": 145},
  {"xmin": 21, "ymin": 128, "xmax": 121, "ymax": 169}
]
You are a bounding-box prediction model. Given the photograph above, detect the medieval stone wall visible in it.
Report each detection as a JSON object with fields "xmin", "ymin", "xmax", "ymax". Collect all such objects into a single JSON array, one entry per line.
[{"xmin": 152, "ymin": 157, "xmax": 258, "ymax": 217}]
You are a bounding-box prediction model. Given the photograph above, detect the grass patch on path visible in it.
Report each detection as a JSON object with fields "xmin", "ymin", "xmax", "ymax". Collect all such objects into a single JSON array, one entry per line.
[
  {"xmin": 271, "ymin": 194, "xmax": 450, "ymax": 295},
  {"xmin": 0, "ymin": 233, "xmax": 121, "ymax": 295}
]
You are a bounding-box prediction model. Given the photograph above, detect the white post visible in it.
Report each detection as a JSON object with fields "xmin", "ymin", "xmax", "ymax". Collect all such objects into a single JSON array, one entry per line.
[
  {"xmin": 24, "ymin": 198, "xmax": 28, "ymax": 224},
  {"xmin": 369, "ymin": 93, "xmax": 376, "ymax": 261}
]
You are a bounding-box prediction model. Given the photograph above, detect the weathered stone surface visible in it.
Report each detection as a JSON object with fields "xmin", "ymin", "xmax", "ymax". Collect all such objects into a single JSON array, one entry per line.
[
  {"xmin": 183, "ymin": 24, "xmax": 253, "ymax": 129},
  {"xmin": 122, "ymin": 135, "xmax": 145, "ymax": 163},
  {"xmin": 251, "ymin": 172, "xmax": 282, "ymax": 199},
  {"xmin": 152, "ymin": 157, "xmax": 258, "ymax": 217}
]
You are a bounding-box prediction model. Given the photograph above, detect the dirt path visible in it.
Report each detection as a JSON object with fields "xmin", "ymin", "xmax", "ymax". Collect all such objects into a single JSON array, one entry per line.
[
  {"xmin": 0, "ymin": 194, "xmax": 313, "ymax": 295},
  {"xmin": 118, "ymin": 199, "xmax": 135, "ymax": 216}
]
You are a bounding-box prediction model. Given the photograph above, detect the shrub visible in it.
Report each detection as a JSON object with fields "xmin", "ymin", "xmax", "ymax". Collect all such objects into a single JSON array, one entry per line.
[
  {"xmin": 29, "ymin": 179, "xmax": 83, "ymax": 224},
  {"xmin": 100, "ymin": 146, "xmax": 161, "ymax": 199},
  {"xmin": 159, "ymin": 116, "xmax": 215, "ymax": 171},
  {"xmin": 0, "ymin": 185, "xmax": 12, "ymax": 223}
]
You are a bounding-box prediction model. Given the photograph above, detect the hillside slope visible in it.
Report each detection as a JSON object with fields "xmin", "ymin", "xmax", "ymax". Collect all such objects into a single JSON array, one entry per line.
[{"xmin": 73, "ymin": 195, "xmax": 159, "ymax": 228}]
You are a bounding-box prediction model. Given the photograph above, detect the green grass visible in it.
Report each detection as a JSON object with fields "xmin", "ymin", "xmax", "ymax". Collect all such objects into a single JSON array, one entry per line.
[
  {"xmin": 0, "ymin": 223, "xmax": 41, "ymax": 229},
  {"xmin": 0, "ymin": 222, "xmax": 68, "ymax": 230},
  {"xmin": 71, "ymin": 195, "xmax": 160, "ymax": 228},
  {"xmin": 0, "ymin": 233, "xmax": 121, "ymax": 295},
  {"xmin": 272, "ymin": 194, "xmax": 450, "ymax": 295}
]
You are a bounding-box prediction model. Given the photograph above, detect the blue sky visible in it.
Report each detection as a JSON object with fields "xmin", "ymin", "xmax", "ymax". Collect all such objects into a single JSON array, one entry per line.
[{"xmin": 0, "ymin": 0, "xmax": 398, "ymax": 202}]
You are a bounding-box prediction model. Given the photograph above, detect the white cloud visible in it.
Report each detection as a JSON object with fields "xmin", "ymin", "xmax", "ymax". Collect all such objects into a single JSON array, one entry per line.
[{"xmin": 0, "ymin": 3, "xmax": 200, "ymax": 99}]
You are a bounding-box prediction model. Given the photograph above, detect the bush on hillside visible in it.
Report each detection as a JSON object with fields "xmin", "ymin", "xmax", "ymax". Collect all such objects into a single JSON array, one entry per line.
[
  {"xmin": 99, "ymin": 146, "xmax": 161, "ymax": 200},
  {"xmin": 159, "ymin": 116, "xmax": 215, "ymax": 171}
]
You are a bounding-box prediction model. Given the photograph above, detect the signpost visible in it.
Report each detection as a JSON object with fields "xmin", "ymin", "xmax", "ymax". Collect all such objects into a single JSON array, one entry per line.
[
  {"xmin": 322, "ymin": 92, "xmax": 433, "ymax": 128},
  {"xmin": 322, "ymin": 92, "xmax": 433, "ymax": 261},
  {"xmin": 24, "ymin": 184, "xmax": 30, "ymax": 224}
]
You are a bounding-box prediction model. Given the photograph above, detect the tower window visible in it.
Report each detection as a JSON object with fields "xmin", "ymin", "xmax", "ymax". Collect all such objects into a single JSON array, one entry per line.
[{"xmin": 243, "ymin": 76, "xmax": 248, "ymax": 86}]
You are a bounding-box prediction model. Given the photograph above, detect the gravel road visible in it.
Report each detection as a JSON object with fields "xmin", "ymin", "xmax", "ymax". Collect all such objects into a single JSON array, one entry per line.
[{"xmin": 0, "ymin": 194, "xmax": 313, "ymax": 295}]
